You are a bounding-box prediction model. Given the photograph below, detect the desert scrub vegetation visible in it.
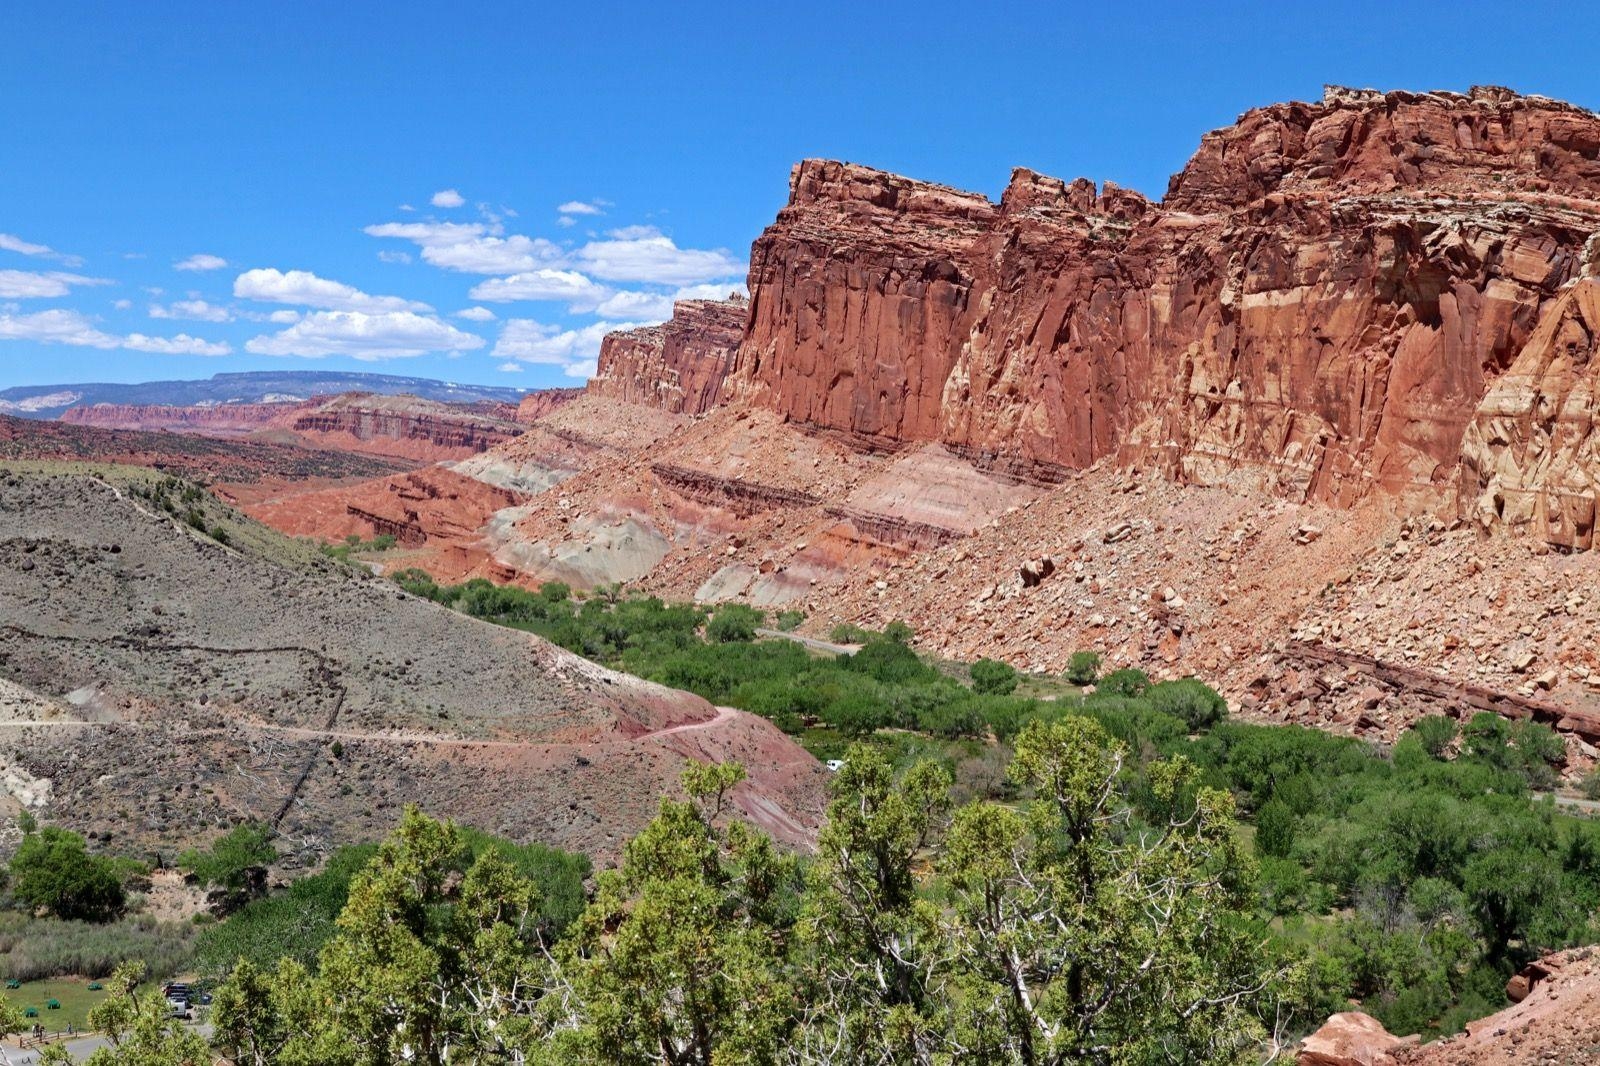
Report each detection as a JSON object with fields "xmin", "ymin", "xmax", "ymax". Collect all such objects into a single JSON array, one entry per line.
[{"xmin": 0, "ymin": 911, "xmax": 194, "ymax": 982}]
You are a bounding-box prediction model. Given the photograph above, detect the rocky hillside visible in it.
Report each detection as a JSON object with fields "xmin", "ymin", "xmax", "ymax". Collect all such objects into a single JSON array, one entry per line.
[{"xmin": 0, "ymin": 468, "xmax": 824, "ymax": 864}]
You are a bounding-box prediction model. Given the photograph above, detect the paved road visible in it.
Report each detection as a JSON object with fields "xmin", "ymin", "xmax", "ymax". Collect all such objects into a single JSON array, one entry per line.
[
  {"xmin": 1539, "ymin": 792, "xmax": 1600, "ymax": 815},
  {"xmin": 7, "ymin": 1022, "xmax": 210, "ymax": 1064},
  {"xmin": 755, "ymin": 628, "xmax": 859, "ymax": 656}
]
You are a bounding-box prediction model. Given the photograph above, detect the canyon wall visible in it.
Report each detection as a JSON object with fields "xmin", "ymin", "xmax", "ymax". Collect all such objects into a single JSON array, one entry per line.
[
  {"xmin": 588, "ymin": 297, "xmax": 749, "ymax": 415},
  {"xmin": 286, "ymin": 393, "xmax": 524, "ymax": 461},
  {"xmin": 721, "ymin": 86, "xmax": 1600, "ymax": 529},
  {"xmin": 60, "ymin": 401, "xmax": 299, "ymax": 434}
]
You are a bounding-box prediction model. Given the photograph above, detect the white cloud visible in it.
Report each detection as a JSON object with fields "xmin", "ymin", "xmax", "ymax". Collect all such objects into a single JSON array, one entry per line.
[
  {"xmin": 557, "ymin": 217, "xmax": 577, "ymax": 228},
  {"xmin": 0, "ymin": 308, "xmax": 228, "ymax": 355},
  {"xmin": 112, "ymin": 299, "xmax": 133, "ymax": 310},
  {"xmin": 564, "ymin": 359, "xmax": 598, "ymax": 379},
  {"xmin": 491, "ymin": 318, "xmax": 640, "ymax": 378},
  {"xmin": 431, "ymin": 189, "xmax": 466, "ymax": 208},
  {"xmin": 123, "ymin": 333, "xmax": 231, "ymax": 356},
  {"xmin": 592, "ymin": 289, "xmax": 673, "ymax": 320},
  {"xmin": 575, "ymin": 230, "xmax": 743, "ymax": 285},
  {"xmin": 0, "ymin": 270, "xmax": 112, "ymax": 299},
  {"xmin": 454, "ymin": 306, "xmax": 496, "ymax": 322},
  {"xmin": 233, "ymin": 268, "xmax": 431, "ymax": 314},
  {"xmin": 0, "ymin": 309, "xmax": 119, "ymax": 348},
  {"xmin": 267, "ymin": 309, "xmax": 301, "ymax": 324},
  {"xmin": 592, "ymin": 281, "xmax": 749, "ymax": 322},
  {"xmin": 497, "ymin": 361, "xmax": 522, "ymax": 373},
  {"xmin": 149, "ymin": 299, "xmax": 233, "ymax": 323},
  {"xmin": 0, "ymin": 234, "xmax": 51, "ymax": 257},
  {"xmin": 244, "ymin": 310, "xmax": 485, "ymax": 360},
  {"xmin": 175, "ymin": 253, "xmax": 228, "ymax": 272},
  {"xmin": 468, "ymin": 269, "xmax": 609, "ymax": 306},
  {"xmin": 0, "ymin": 233, "xmax": 81, "ymax": 266},
  {"xmin": 364, "ymin": 221, "xmax": 564, "ymax": 274},
  {"xmin": 376, "ymin": 250, "xmax": 413, "ymax": 265},
  {"xmin": 558, "ymin": 200, "xmax": 604, "ymax": 217}
]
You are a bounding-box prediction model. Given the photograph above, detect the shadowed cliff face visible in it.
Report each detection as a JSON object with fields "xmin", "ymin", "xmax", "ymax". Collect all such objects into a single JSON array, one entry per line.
[{"xmin": 715, "ymin": 86, "xmax": 1600, "ymax": 533}]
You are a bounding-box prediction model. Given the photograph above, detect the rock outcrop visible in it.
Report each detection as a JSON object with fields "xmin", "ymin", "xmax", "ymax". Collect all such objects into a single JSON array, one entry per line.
[
  {"xmin": 288, "ymin": 393, "xmax": 523, "ymax": 462},
  {"xmin": 588, "ymin": 297, "xmax": 748, "ymax": 415},
  {"xmin": 60, "ymin": 401, "xmax": 298, "ymax": 434},
  {"xmin": 725, "ymin": 86, "xmax": 1600, "ymax": 533},
  {"xmin": 513, "ymin": 387, "xmax": 584, "ymax": 423},
  {"xmin": 1298, "ymin": 1011, "xmax": 1416, "ymax": 1066}
]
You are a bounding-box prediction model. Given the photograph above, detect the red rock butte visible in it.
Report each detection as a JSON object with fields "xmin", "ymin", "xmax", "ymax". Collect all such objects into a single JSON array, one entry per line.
[{"xmin": 605, "ymin": 85, "xmax": 1600, "ymax": 548}]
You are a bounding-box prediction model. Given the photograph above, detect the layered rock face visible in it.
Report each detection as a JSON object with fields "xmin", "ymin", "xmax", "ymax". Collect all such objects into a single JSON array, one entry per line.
[
  {"xmin": 588, "ymin": 297, "xmax": 749, "ymax": 415},
  {"xmin": 60, "ymin": 401, "xmax": 298, "ymax": 434},
  {"xmin": 725, "ymin": 86, "xmax": 1600, "ymax": 525},
  {"xmin": 514, "ymin": 387, "xmax": 583, "ymax": 423},
  {"xmin": 289, "ymin": 393, "xmax": 524, "ymax": 461}
]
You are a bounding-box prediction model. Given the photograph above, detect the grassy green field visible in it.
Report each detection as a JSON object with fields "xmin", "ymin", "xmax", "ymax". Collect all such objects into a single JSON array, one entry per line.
[{"xmin": 1, "ymin": 978, "xmax": 113, "ymax": 1032}]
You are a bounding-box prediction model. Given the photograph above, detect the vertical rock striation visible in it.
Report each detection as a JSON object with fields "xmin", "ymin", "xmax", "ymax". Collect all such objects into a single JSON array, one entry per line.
[
  {"xmin": 719, "ymin": 86, "xmax": 1600, "ymax": 536},
  {"xmin": 587, "ymin": 297, "xmax": 749, "ymax": 415}
]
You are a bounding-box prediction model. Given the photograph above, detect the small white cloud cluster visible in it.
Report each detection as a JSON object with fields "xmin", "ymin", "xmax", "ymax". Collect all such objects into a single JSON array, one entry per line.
[{"xmin": 0, "ymin": 308, "xmax": 230, "ymax": 356}]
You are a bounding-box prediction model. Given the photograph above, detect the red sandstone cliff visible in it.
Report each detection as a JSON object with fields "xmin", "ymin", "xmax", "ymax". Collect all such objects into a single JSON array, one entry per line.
[
  {"xmin": 588, "ymin": 297, "xmax": 748, "ymax": 415},
  {"xmin": 287, "ymin": 393, "xmax": 523, "ymax": 462},
  {"xmin": 722, "ymin": 86, "xmax": 1600, "ymax": 537},
  {"xmin": 514, "ymin": 387, "xmax": 584, "ymax": 423}
]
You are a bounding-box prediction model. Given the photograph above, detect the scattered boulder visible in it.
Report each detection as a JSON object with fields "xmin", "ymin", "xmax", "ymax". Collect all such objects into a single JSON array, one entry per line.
[
  {"xmin": 1294, "ymin": 524, "xmax": 1323, "ymax": 545},
  {"xmin": 1103, "ymin": 521, "xmax": 1134, "ymax": 544},
  {"xmin": 1298, "ymin": 1011, "xmax": 1416, "ymax": 1066},
  {"xmin": 1019, "ymin": 556, "xmax": 1056, "ymax": 587}
]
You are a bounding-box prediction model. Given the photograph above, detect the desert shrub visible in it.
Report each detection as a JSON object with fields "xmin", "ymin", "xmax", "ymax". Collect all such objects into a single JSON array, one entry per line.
[
  {"xmin": 775, "ymin": 609, "xmax": 804, "ymax": 632},
  {"xmin": 882, "ymin": 620, "xmax": 914, "ymax": 644},
  {"xmin": 1146, "ymin": 678, "xmax": 1227, "ymax": 732},
  {"xmin": 0, "ymin": 911, "xmax": 193, "ymax": 981},
  {"xmin": 1410, "ymin": 715, "xmax": 1458, "ymax": 759},
  {"xmin": 1065, "ymin": 650, "xmax": 1102, "ymax": 686},
  {"xmin": 827, "ymin": 622, "xmax": 876, "ymax": 645},
  {"xmin": 1097, "ymin": 668, "xmax": 1150, "ymax": 698},
  {"xmin": 706, "ymin": 604, "xmax": 763, "ymax": 643},
  {"xmin": 969, "ymin": 658, "xmax": 1018, "ymax": 696}
]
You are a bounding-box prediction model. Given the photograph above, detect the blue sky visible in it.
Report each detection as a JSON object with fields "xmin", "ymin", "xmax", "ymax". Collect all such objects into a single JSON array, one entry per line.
[{"xmin": 3, "ymin": 1, "xmax": 1598, "ymax": 392}]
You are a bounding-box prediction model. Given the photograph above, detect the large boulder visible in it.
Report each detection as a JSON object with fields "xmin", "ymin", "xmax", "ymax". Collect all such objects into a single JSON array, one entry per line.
[{"xmin": 1299, "ymin": 1011, "xmax": 1417, "ymax": 1066}]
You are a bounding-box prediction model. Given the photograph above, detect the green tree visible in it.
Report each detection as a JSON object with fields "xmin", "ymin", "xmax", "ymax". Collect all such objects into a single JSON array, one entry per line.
[
  {"xmin": 1255, "ymin": 798, "xmax": 1297, "ymax": 859},
  {"xmin": 706, "ymin": 604, "xmax": 763, "ymax": 643},
  {"xmin": 178, "ymin": 822, "xmax": 276, "ymax": 894},
  {"xmin": 80, "ymin": 962, "xmax": 213, "ymax": 1065},
  {"xmin": 969, "ymin": 658, "xmax": 1019, "ymax": 696},
  {"xmin": 1065, "ymin": 651, "xmax": 1101, "ymax": 686},
  {"xmin": 547, "ymin": 762, "xmax": 801, "ymax": 1064},
  {"xmin": 10, "ymin": 826, "xmax": 125, "ymax": 922},
  {"xmin": 935, "ymin": 718, "xmax": 1278, "ymax": 1063}
]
